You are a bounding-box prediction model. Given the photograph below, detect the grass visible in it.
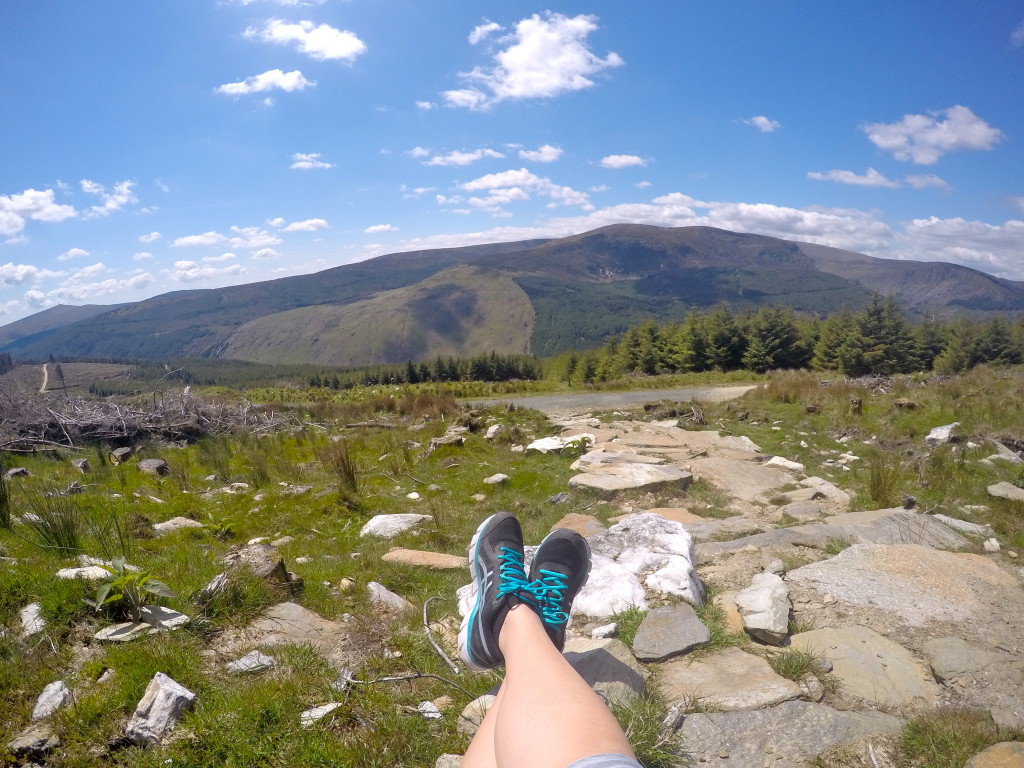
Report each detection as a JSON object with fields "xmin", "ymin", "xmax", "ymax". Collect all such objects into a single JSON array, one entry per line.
[
  {"xmin": 896, "ymin": 708, "xmax": 1024, "ymax": 768},
  {"xmin": 612, "ymin": 605, "xmax": 648, "ymax": 648},
  {"xmin": 766, "ymin": 647, "xmax": 840, "ymax": 697},
  {"xmin": 824, "ymin": 536, "xmax": 852, "ymax": 556}
]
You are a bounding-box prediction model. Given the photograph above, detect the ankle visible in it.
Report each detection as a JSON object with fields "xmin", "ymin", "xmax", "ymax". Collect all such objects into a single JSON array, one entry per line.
[{"xmin": 497, "ymin": 603, "xmax": 544, "ymax": 654}]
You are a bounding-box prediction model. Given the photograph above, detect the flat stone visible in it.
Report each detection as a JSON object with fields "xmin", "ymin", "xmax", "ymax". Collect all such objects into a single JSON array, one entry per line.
[
  {"xmin": 631, "ymin": 603, "xmax": 710, "ymax": 661},
  {"xmin": 6, "ymin": 722, "xmax": 59, "ymax": 757},
  {"xmin": 139, "ymin": 605, "xmax": 190, "ymax": 630},
  {"xmin": 95, "ymin": 622, "xmax": 155, "ymax": 642},
  {"xmin": 783, "ymin": 503, "xmax": 823, "ymax": 521},
  {"xmin": 788, "ymin": 544, "xmax": 1024, "ymax": 630},
  {"xmin": 31, "ymin": 681, "xmax": 72, "ymax": 720},
  {"xmin": 571, "ymin": 450, "xmax": 666, "ymax": 470},
  {"xmin": 679, "ymin": 700, "xmax": 903, "ymax": 768},
  {"xmin": 20, "ymin": 603, "xmax": 46, "ymax": 636},
  {"xmin": 766, "ymin": 456, "xmax": 805, "ymax": 472},
  {"xmin": 921, "ymin": 637, "xmax": 1024, "ymax": 728},
  {"xmin": 359, "ymin": 513, "xmax": 433, "ymax": 538},
  {"xmin": 568, "ymin": 463, "xmax": 692, "ymax": 496},
  {"xmin": 57, "ymin": 565, "xmax": 110, "ymax": 580},
  {"xmin": 641, "ymin": 507, "xmax": 705, "ymax": 524},
  {"xmin": 686, "ymin": 456, "xmax": 791, "ymax": 501},
  {"xmin": 563, "ymin": 637, "xmax": 646, "ymax": 705},
  {"xmin": 300, "ymin": 702, "xmax": 341, "ymax": 728},
  {"xmin": 482, "ymin": 473, "xmax": 508, "ymax": 485},
  {"xmin": 381, "ymin": 549, "xmax": 467, "ymax": 569},
  {"xmin": 926, "ymin": 422, "xmax": 960, "ymax": 443},
  {"xmin": 484, "ymin": 424, "xmax": 503, "ymax": 440},
  {"xmin": 965, "ymin": 742, "xmax": 1024, "ymax": 768},
  {"xmin": 799, "ymin": 477, "xmax": 851, "ymax": 508},
  {"xmin": 457, "ymin": 694, "xmax": 495, "ymax": 736},
  {"xmin": 152, "ymin": 516, "xmax": 205, "ymax": 534},
  {"xmin": 989, "ymin": 482, "xmax": 1024, "ymax": 503},
  {"xmin": 933, "ymin": 514, "xmax": 995, "ymax": 537},
  {"xmin": 280, "ymin": 484, "xmax": 312, "ymax": 496},
  {"xmin": 227, "ymin": 650, "xmax": 276, "ymax": 673},
  {"xmin": 4, "ymin": 467, "xmax": 30, "ymax": 479},
  {"xmin": 238, "ymin": 602, "xmax": 344, "ymax": 654},
  {"xmin": 526, "ymin": 433, "xmax": 595, "ymax": 454},
  {"xmin": 551, "ymin": 513, "xmax": 606, "ymax": 538},
  {"xmin": 125, "ymin": 672, "xmax": 195, "ymax": 745},
  {"xmin": 137, "ymin": 458, "xmax": 169, "ymax": 476},
  {"xmin": 660, "ymin": 647, "xmax": 803, "ymax": 711},
  {"xmin": 367, "ymin": 581, "xmax": 414, "ymax": 612},
  {"xmin": 270, "ymin": 536, "xmax": 295, "ymax": 547},
  {"xmin": 790, "ymin": 625, "xmax": 939, "ymax": 708},
  {"xmin": 735, "ymin": 572, "xmax": 790, "ymax": 645}
]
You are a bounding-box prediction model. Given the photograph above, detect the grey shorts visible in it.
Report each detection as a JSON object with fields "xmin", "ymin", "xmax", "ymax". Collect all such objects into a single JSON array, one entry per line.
[{"xmin": 565, "ymin": 755, "xmax": 644, "ymax": 768}]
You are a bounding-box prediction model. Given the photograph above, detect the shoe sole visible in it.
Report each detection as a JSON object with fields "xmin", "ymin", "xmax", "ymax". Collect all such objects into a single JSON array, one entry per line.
[{"xmin": 458, "ymin": 513, "xmax": 498, "ymax": 671}]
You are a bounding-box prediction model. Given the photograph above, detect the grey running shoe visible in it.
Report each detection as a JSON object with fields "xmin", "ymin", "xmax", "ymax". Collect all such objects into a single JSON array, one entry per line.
[
  {"xmin": 458, "ymin": 511, "xmax": 529, "ymax": 671},
  {"xmin": 523, "ymin": 529, "xmax": 591, "ymax": 651}
]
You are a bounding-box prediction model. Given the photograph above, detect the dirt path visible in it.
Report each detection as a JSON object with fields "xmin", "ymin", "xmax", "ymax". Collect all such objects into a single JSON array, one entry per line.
[
  {"xmin": 467, "ymin": 384, "xmax": 757, "ymax": 416},
  {"xmin": 39, "ymin": 363, "xmax": 49, "ymax": 394}
]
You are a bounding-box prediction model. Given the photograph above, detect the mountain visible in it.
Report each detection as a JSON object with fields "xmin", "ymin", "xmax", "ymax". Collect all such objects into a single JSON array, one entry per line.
[{"xmin": 3, "ymin": 225, "xmax": 1023, "ymax": 364}]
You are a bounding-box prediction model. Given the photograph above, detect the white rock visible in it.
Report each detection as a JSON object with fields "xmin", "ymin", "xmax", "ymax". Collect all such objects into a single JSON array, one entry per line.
[
  {"xmin": 359, "ymin": 513, "xmax": 433, "ymax": 539},
  {"xmin": 138, "ymin": 605, "xmax": 190, "ymax": 631},
  {"xmin": 984, "ymin": 538, "xmax": 1001, "ymax": 553},
  {"xmin": 591, "ymin": 623, "xmax": 618, "ymax": 639},
  {"xmin": 247, "ymin": 537, "xmax": 268, "ymax": 545},
  {"xmin": 152, "ymin": 516, "xmax": 202, "ymax": 534},
  {"xmin": 227, "ymin": 651, "xmax": 276, "ymax": 674},
  {"xmin": 31, "ymin": 681, "xmax": 72, "ymax": 720},
  {"xmin": 56, "ymin": 566, "xmax": 110, "ymax": 580},
  {"xmin": 300, "ymin": 702, "xmax": 341, "ymax": 728},
  {"xmin": 766, "ymin": 456, "xmax": 805, "ymax": 472},
  {"xmin": 125, "ymin": 672, "xmax": 195, "ymax": 745},
  {"xmin": 526, "ymin": 433, "xmax": 595, "ymax": 454},
  {"xmin": 20, "ymin": 603, "xmax": 46, "ymax": 636},
  {"xmin": 484, "ymin": 424, "xmax": 504, "ymax": 440},
  {"xmin": 573, "ymin": 553, "xmax": 648, "ymax": 617},
  {"xmin": 933, "ymin": 514, "xmax": 994, "ymax": 537},
  {"xmin": 367, "ymin": 581, "xmax": 414, "ymax": 612},
  {"xmin": 735, "ymin": 572, "xmax": 790, "ymax": 645},
  {"xmin": 925, "ymin": 422, "xmax": 960, "ymax": 444},
  {"xmin": 482, "ymin": 473, "xmax": 508, "ymax": 485},
  {"xmin": 406, "ymin": 492, "xmax": 421, "ymax": 500},
  {"xmin": 418, "ymin": 701, "xmax": 442, "ymax": 720}
]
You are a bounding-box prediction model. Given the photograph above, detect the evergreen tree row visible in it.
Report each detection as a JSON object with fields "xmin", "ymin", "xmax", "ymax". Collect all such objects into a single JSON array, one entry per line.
[
  {"xmin": 548, "ymin": 296, "xmax": 1024, "ymax": 382},
  {"xmin": 306, "ymin": 352, "xmax": 541, "ymax": 389}
]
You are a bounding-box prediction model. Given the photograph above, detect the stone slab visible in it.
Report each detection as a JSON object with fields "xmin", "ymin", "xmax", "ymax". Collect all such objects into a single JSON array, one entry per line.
[
  {"xmin": 790, "ymin": 625, "xmax": 938, "ymax": 708},
  {"xmin": 660, "ymin": 647, "xmax": 803, "ymax": 711},
  {"xmin": 568, "ymin": 463, "xmax": 692, "ymax": 495},
  {"xmin": 551, "ymin": 513, "xmax": 606, "ymax": 537},
  {"xmin": 381, "ymin": 549, "xmax": 467, "ymax": 569},
  {"xmin": 989, "ymin": 482, "xmax": 1024, "ymax": 503},
  {"xmin": 631, "ymin": 603, "xmax": 710, "ymax": 662},
  {"xmin": 563, "ymin": 637, "xmax": 646, "ymax": 705}
]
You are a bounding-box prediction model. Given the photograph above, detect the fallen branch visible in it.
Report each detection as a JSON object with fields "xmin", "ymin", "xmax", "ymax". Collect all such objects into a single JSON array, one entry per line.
[
  {"xmin": 423, "ymin": 596, "xmax": 460, "ymax": 675},
  {"xmin": 339, "ymin": 669, "xmax": 473, "ymax": 699}
]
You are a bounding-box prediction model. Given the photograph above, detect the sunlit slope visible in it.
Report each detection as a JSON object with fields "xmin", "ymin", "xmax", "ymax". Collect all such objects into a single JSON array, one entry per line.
[{"xmin": 220, "ymin": 266, "xmax": 535, "ymax": 366}]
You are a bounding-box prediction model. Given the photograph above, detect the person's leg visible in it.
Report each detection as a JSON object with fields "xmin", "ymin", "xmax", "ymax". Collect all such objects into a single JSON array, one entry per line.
[
  {"xmin": 459, "ymin": 681, "xmax": 503, "ymax": 768},
  {"xmin": 491, "ymin": 604, "xmax": 636, "ymax": 768}
]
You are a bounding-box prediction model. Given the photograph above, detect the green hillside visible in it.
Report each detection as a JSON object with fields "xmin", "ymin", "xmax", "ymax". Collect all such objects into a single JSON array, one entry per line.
[{"xmin": 222, "ymin": 266, "xmax": 535, "ymax": 366}]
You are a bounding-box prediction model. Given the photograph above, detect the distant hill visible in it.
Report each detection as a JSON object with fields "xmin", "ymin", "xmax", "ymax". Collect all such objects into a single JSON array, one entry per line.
[
  {"xmin": 0, "ymin": 303, "xmax": 124, "ymax": 348},
  {"xmin": 3, "ymin": 225, "xmax": 1023, "ymax": 364}
]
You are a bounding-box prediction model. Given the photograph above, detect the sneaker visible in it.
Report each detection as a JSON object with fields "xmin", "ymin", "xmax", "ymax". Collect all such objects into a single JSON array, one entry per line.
[
  {"xmin": 523, "ymin": 529, "xmax": 591, "ymax": 651},
  {"xmin": 458, "ymin": 511, "xmax": 529, "ymax": 671}
]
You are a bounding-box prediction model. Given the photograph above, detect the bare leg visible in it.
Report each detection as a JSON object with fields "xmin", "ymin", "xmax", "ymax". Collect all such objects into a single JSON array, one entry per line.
[
  {"xmin": 460, "ymin": 681, "xmax": 503, "ymax": 768},
  {"xmin": 493, "ymin": 604, "xmax": 635, "ymax": 768}
]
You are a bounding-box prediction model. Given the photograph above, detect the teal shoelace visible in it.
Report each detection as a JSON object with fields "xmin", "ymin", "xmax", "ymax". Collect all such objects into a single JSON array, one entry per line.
[
  {"xmin": 495, "ymin": 547, "xmax": 530, "ymax": 599},
  {"xmin": 523, "ymin": 569, "xmax": 570, "ymax": 626}
]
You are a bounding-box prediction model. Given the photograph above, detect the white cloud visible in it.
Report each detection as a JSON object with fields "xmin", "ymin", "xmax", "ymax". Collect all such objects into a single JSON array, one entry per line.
[
  {"xmin": 364, "ymin": 224, "xmax": 397, "ymax": 233},
  {"xmin": 589, "ymin": 184, "xmax": 610, "ymax": 193},
  {"xmin": 202, "ymin": 252, "xmax": 237, "ymax": 263},
  {"xmin": 635, "ymin": 181, "xmax": 652, "ymax": 189},
  {"xmin": 468, "ymin": 21, "xmax": 503, "ymax": 45},
  {"xmin": 172, "ymin": 231, "xmax": 228, "ymax": 247},
  {"xmin": 743, "ymin": 116, "xmax": 781, "ymax": 133},
  {"xmin": 0, "ymin": 262, "xmax": 63, "ymax": 288},
  {"xmin": 80, "ymin": 179, "xmax": 137, "ymax": 218},
  {"xmin": 600, "ymin": 154, "xmax": 646, "ymax": 169},
  {"xmin": 401, "ymin": 185, "xmax": 435, "ymax": 199},
  {"xmin": 266, "ymin": 217, "xmax": 286, "ymax": 228},
  {"xmin": 863, "ymin": 105, "xmax": 1004, "ymax": 164},
  {"xmin": 133, "ymin": 251, "xmax": 154, "ymax": 261},
  {"xmin": 251, "ymin": 248, "xmax": 280, "ymax": 259},
  {"xmin": 896, "ymin": 216, "xmax": 1024, "ymax": 279},
  {"xmin": 290, "ymin": 152, "xmax": 334, "ymax": 169},
  {"xmin": 1011, "ymin": 197, "xmax": 1024, "ymax": 215},
  {"xmin": 228, "ymin": 226, "xmax": 283, "ymax": 249},
  {"xmin": 29, "ymin": 269, "xmax": 153, "ymax": 306},
  {"xmin": 414, "ymin": 100, "xmax": 436, "ymax": 110},
  {"xmin": 904, "ymin": 174, "xmax": 952, "ymax": 191},
  {"xmin": 282, "ymin": 218, "xmax": 329, "ymax": 231},
  {"xmin": 138, "ymin": 231, "xmax": 161, "ymax": 243},
  {"xmin": 169, "ymin": 260, "xmax": 244, "ymax": 283},
  {"xmin": 0, "ymin": 300, "xmax": 20, "ymax": 315},
  {"xmin": 1012, "ymin": 20, "xmax": 1024, "ymax": 46},
  {"xmin": 216, "ymin": 69, "xmax": 314, "ymax": 96},
  {"xmin": 443, "ymin": 12, "xmax": 623, "ymax": 110},
  {"xmin": 407, "ymin": 146, "xmax": 431, "ymax": 158},
  {"xmin": 0, "ymin": 188, "xmax": 76, "ymax": 235},
  {"xmin": 519, "ymin": 144, "xmax": 563, "ymax": 163},
  {"xmin": 807, "ymin": 167, "xmax": 901, "ymax": 188},
  {"xmin": 155, "ymin": 179, "xmax": 170, "ymax": 193},
  {"xmin": 57, "ymin": 247, "xmax": 90, "ymax": 262},
  {"xmin": 424, "ymin": 148, "xmax": 504, "ymax": 166},
  {"xmin": 461, "ymin": 168, "xmax": 590, "ymax": 211},
  {"xmin": 244, "ymin": 19, "xmax": 367, "ymax": 62}
]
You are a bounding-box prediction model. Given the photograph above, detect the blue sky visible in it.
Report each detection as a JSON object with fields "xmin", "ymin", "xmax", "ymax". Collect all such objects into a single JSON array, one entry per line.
[{"xmin": 2, "ymin": 1, "xmax": 1023, "ymax": 324}]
